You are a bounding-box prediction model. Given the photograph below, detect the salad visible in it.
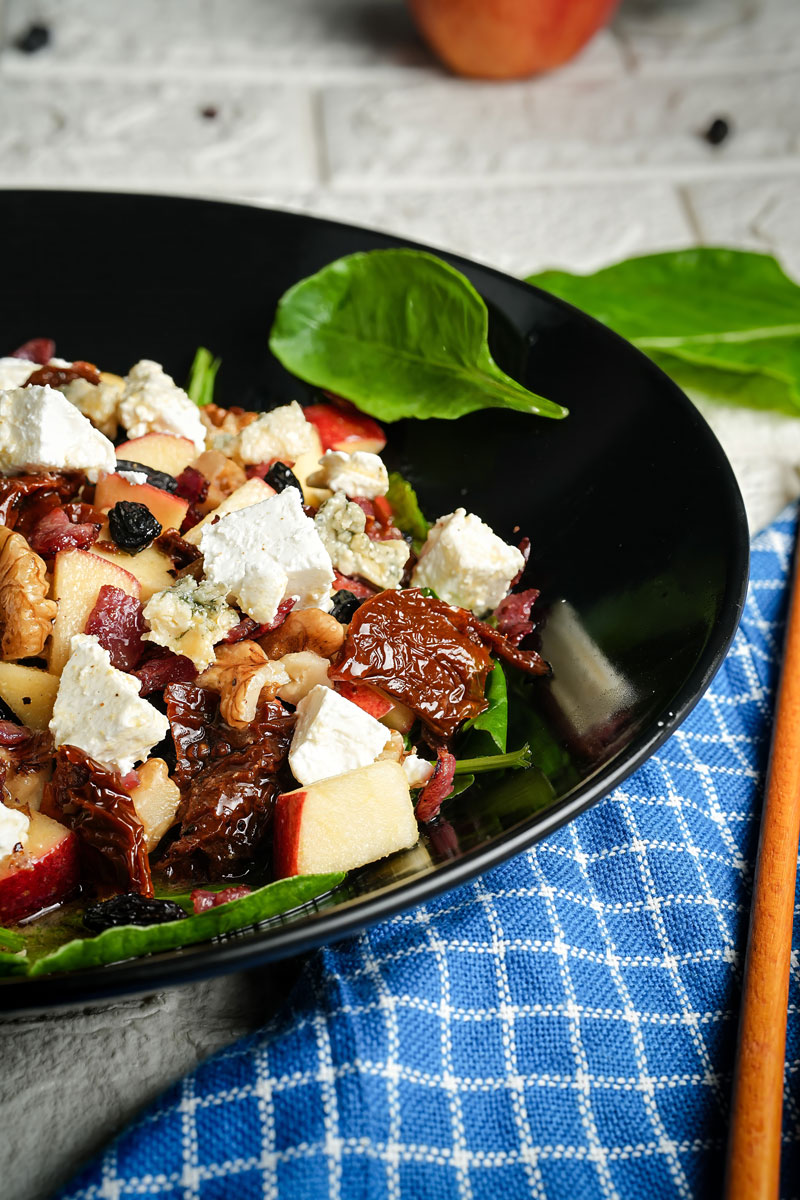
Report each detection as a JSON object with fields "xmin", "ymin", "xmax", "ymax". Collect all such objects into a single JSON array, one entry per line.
[{"xmin": 0, "ymin": 251, "xmax": 558, "ymax": 978}]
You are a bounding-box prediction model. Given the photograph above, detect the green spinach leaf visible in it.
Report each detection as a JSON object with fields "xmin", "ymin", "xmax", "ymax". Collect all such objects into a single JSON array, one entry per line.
[
  {"xmin": 27, "ymin": 873, "xmax": 344, "ymax": 978},
  {"xmin": 454, "ymin": 744, "xmax": 531, "ymax": 775},
  {"xmin": 270, "ymin": 250, "xmax": 567, "ymax": 423},
  {"xmin": 463, "ymin": 661, "xmax": 508, "ymax": 753},
  {"xmin": 187, "ymin": 346, "xmax": 221, "ymax": 407},
  {"xmin": 527, "ymin": 249, "xmax": 800, "ymax": 416}
]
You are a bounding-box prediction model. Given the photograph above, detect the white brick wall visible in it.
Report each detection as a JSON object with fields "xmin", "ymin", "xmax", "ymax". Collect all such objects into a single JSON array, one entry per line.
[{"xmin": 0, "ymin": 7, "xmax": 799, "ymax": 1198}]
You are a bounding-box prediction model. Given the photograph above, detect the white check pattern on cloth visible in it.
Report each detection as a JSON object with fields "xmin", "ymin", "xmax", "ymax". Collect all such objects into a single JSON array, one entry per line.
[{"xmin": 59, "ymin": 508, "xmax": 800, "ymax": 1200}]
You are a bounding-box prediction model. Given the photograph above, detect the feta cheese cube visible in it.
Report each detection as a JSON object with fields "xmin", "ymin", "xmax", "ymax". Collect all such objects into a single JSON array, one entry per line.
[
  {"xmin": 237, "ymin": 402, "xmax": 321, "ymax": 465},
  {"xmin": 402, "ymin": 754, "xmax": 435, "ymax": 789},
  {"xmin": 0, "ymin": 802, "xmax": 30, "ymax": 859},
  {"xmin": 411, "ymin": 508, "xmax": 524, "ymax": 615},
  {"xmin": 0, "ymin": 385, "xmax": 116, "ymax": 476},
  {"xmin": 0, "ymin": 357, "xmax": 34, "ymax": 391},
  {"xmin": 183, "ymin": 476, "xmax": 274, "ymax": 547},
  {"xmin": 311, "ymin": 450, "xmax": 389, "ymax": 499},
  {"xmin": 143, "ymin": 576, "xmax": 239, "ymax": 670},
  {"xmin": 200, "ymin": 487, "xmax": 334, "ymax": 624},
  {"xmin": 119, "ymin": 359, "xmax": 206, "ymax": 453},
  {"xmin": 50, "ymin": 634, "xmax": 170, "ymax": 775},
  {"xmin": 315, "ymin": 492, "xmax": 408, "ymax": 591},
  {"xmin": 288, "ymin": 684, "xmax": 390, "ymax": 786}
]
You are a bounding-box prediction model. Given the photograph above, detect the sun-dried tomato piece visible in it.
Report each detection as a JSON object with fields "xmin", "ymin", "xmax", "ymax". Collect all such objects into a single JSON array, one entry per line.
[
  {"xmin": 468, "ymin": 613, "xmax": 550, "ymax": 678},
  {"xmin": 415, "ymin": 748, "xmax": 457, "ymax": 823},
  {"xmin": 84, "ymin": 585, "xmax": 147, "ymax": 671},
  {"xmin": 161, "ymin": 723, "xmax": 294, "ymax": 881},
  {"xmin": 175, "ymin": 466, "xmax": 209, "ymax": 505},
  {"xmin": 155, "ymin": 529, "xmax": 202, "ymax": 570},
  {"xmin": 494, "ymin": 587, "xmax": 541, "ymax": 647},
  {"xmin": 0, "ymin": 473, "xmax": 83, "ymax": 531},
  {"xmin": 190, "ymin": 884, "xmax": 251, "ymax": 913},
  {"xmin": 10, "ymin": 337, "xmax": 55, "ymax": 364},
  {"xmin": 25, "ymin": 360, "xmax": 101, "ymax": 388},
  {"xmin": 133, "ymin": 650, "xmax": 197, "ymax": 697},
  {"xmin": 28, "ymin": 505, "xmax": 103, "ymax": 556},
  {"xmin": 43, "ymin": 745, "xmax": 152, "ymax": 895},
  {"xmin": 332, "ymin": 570, "xmax": 375, "ymax": 598}
]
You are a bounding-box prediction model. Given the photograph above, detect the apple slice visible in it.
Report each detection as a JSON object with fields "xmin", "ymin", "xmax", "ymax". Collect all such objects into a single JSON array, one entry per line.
[
  {"xmin": 274, "ymin": 759, "xmax": 418, "ymax": 878},
  {"xmin": 94, "ymin": 473, "xmax": 189, "ymax": 532},
  {"xmin": 91, "ymin": 534, "xmax": 175, "ymax": 603},
  {"xmin": 304, "ymin": 403, "xmax": 387, "ymax": 454},
  {"xmin": 336, "ymin": 680, "xmax": 393, "ymax": 721},
  {"xmin": 290, "ymin": 450, "xmax": 332, "ymax": 509},
  {"xmin": 0, "ymin": 662, "xmax": 59, "ymax": 731},
  {"xmin": 115, "ymin": 432, "xmax": 195, "ymax": 476},
  {"xmin": 128, "ymin": 758, "xmax": 181, "ymax": 852},
  {"xmin": 183, "ymin": 476, "xmax": 276, "ymax": 546},
  {"xmin": 0, "ymin": 810, "xmax": 80, "ymax": 923},
  {"xmin": 49, "ymin": 549, "xmax": 140, "ymax": 674}
]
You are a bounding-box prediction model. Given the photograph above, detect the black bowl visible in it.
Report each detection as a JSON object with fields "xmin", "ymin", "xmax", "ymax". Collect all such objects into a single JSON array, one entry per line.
[{"xmin": 0, "ymin": 191, "xmax": 748, "ymax": 1013}]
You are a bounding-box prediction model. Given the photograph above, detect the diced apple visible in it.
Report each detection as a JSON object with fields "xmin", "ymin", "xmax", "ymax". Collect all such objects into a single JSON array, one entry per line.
[
  {"xmin": 304, "ymin": 403, "xmax": 387, "ymax": 454},
  {"xmin": 183, "ymin": 476, "xmax": 276, "ymax": 546},
  {"xmin": 94, "ymin": 474, "xmax": 189, "ymax": 532},
  {"xmin": 0, "ymin": 662, "xmax": 59, "ymax": 731},
  {"xmin": 2, "ymin": 762, "xmax": 51, "ymax": 811},
  {"xmin": 190, "ymin": 449, "xmax": 247, "ymax": 514},
  {"xmin": 49, "ymin": 549, "xmax": 140, "ymax": 674},
  {"xmin": 336, "ymin": 680, "xmax": 393, "ymax": 720},
  {"xmin": 91, "ymin": 532, "xmax": 175, "ymax": 603},
  {"xmin": 274, "ymin": 759, "xmax": 418, "ymax": 878},
  {"xmin": 291, "ymin": 450, "xmax": 332, "ymax": 509},
  {"xmin": 0, "ymin": 810, "xmax": 80, "ymax": 923},
  {"xmin": 115, "ymin": 432, "xmax": 196, "ymax": 476},
  {"xmin": 380, "ymin": 697, "xmax": 416, "ymax": 734},
  {"xmin": 128, "ymin": 758, "xmax": 181, "ymax": 852}
]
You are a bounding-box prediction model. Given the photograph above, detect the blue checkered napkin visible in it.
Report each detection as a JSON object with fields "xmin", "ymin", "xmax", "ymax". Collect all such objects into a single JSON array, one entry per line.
[{"xmin": 58, "ymin": 509, "xmax": 800, "ymax": 1200}]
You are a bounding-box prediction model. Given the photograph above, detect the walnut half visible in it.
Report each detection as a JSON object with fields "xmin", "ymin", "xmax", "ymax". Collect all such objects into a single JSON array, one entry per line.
[
  {"xmin": 198, "ymin": 640, "xmax": 290, "ymax": 728},
  {"xmin": 0, "ymin": 526, "xmax": 57, "ymax": 660}
]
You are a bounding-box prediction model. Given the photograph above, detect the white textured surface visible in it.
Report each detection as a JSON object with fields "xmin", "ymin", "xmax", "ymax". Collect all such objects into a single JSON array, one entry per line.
[{"xmin": 1, "ymin": 2, "xmax": 799, "ymax": 1197}]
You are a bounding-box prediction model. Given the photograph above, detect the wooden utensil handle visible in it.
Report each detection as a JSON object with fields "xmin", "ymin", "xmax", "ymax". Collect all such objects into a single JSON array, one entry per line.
[{"xmin": 724, "ymin": 545, "xmax": 800, "ymax": 1200}]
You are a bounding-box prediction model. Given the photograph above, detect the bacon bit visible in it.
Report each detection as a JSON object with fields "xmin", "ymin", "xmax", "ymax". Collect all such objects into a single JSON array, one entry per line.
[
  {"xmin": 261, "ymin": 597, "xmax": 296, "ymax": 633},
  {"xmin": 120, "ymin": 769, "xmax": 140, "ymax": 791},
  {"xmin": 510, "ymin": 537, "xmax": 531, "ymax": 589},
  {"xmin": 28, "ymin": 505, "xmax": 102, "ymax": 556},
  {"xmin": 175, "ymin": 466, "xmax": 209, "ymax": 505},
  {"xmin": 10, "ymin": 337, "xmax": 55, "ymax": 364},
  {"xmin": 415, "ymin": 749, "xmax": 457, "ymax": 823},
  {"xmin": 332, "ymin": 570, "xmax": 375, "ymax": 598},
  {"xmin": 222, "ymin": 616, "xmax": 270, "ymax": 644},
  {"xmin": 180, "ymin": 504, "xmax": 204, "ymax": 534},
  {"xmin": 133, "ymin": 650, "xmax": 198, "ymax": 696},
  {"xmin": 85, "ymin": 585, "xmax": 147, "ymax": 671},
  {"xmin": 155, "ymin": 529, "xmax": 202, "ymax": 570},
  {"xmin": 0, "ymin": 720, "xmax": 32, "ymax": 747},
  {"xmin": 26, "ymin": 360, "xmax": 101, "ymax": 388},
  {"xmin": 190, "ymin": 885, "xmax": 251, "ymax": 914},
  {"xmin": 494, "ymin": 587, "xmax": 540, "ymax": 647},
  {"xmin": 245, "ymin": 460, "xmax": 277, "ymax": 481},
  {"xmin": 350, "ymin": 495, "xmax": 403, "ymax": 542}
]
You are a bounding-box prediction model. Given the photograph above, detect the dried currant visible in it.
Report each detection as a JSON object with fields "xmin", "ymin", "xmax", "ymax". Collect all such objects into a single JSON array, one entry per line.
[
  {"xmin": 108, "ymin": 501, "xmax": 162, "ymax": 554},
  {"xmin": 330, "ymin": 589, "xmax": 362, "ymax": 624},
  {"xmin": 82, "ymin": 893, "xmax": 187, "ymax": 933},
  {"xmin": 115, "ymin": 460, "xmax": 178, "ymax": 494},
  {"xmin": 265, "ymin": 462, "xmax": 302, "ymax": 495}
]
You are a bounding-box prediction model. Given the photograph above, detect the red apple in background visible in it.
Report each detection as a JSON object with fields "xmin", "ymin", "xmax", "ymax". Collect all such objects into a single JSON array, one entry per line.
[
  {"xmin": 304, "ymin": 404, "xmax": 387, "ymax": 455},
  {"xmin": 407, "ymin": 0, "xmax": 620, "ymax": 80},
  {"xmin": 0, "ymin": 811, "xmax": 79, "ymax": 924}
]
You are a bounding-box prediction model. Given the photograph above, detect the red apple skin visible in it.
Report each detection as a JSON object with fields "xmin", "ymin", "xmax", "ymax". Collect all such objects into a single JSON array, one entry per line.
[
  {"xmin": 304, "ymin": 404, "xmax": 387, "ymax": 455},
  {"xmin": 335, "ymin": 681, "xmax": 393, "ymax": 720},
  {"xmin": 407, "ymin": 0, "xmax": 620, "ymax": 80},
  {"xmin": 95, "ymin": 474, "xmax": 189, "ymax": 532},
  {"xmin": 273, "ymin": 790, "xmax": 304, "ymax": 879},
  {"xmin": 0, "ymin": 812, "xmax": 80, "ymax": 924}
]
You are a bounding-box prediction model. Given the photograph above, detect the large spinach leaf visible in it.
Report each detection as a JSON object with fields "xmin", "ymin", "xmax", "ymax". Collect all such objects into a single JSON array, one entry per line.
[
  {"xmin": 270, "ymin": 250, "xmax": 567, "ymax": 422},
  {"xmin": 463, "ymin": 661, "xmax": 508, "ymax": 754}
]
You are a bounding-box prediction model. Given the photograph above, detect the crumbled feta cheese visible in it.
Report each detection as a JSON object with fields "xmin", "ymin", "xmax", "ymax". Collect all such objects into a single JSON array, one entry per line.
[
  {"xmin": 402, "ymin": 754, "xmax": 435, "ymax": 789},
  {"xmin": 411, "ymin": 508, "xmax": 524, "ymax": 615},
  {"xmin": 119, "ymin": 359, "xmax": 206, "ymax": 453},
  {"xmin": 62, "ymin": 373, "xmax": 124, "ymax": 439},
  {"xmin": 0, "ymin": 385, "xmax": 116, "ymax": 476},
  {"xmin": 315, "ymin": 492, "xmax": 408, "ymax": 591},
  {"xmin": 183, "ymin": 477, "xmax": 274, "ymax": 547},
  {"xmin": 288, "ymin": 684, "xmax": 390, "ymax": 786},
  {"xmin": 0, "ymin": 802, "xmax": 30, "ymax": 860},
  {"xmin": 143, "ymin": 576, "xmax": 239, "ymax": 670},
  {"xmin": 310, "ymin": 450, "xmax": 389, "ymax": 499},
  {"xmin": 0, "ymin": 357, "xmax": 34, "ymax": 390},
  {"xmin": 115, "ymin": 469, "xmax": 148, "ymax": 486},
  {"xmin": 237, "ymin": 402, "xmax": 321, "ymax": 465},
  {"xmin": 200, "ymin": 487, "xmax": 334, "ymax": 624},
  {"xmin": 50, "ymin": 634, "xmax": 169, "ymax": 775}
]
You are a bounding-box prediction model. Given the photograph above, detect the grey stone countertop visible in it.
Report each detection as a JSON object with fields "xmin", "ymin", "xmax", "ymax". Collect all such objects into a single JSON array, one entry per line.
[{"xmin": 1, "ymin": 0, "xmax": 799, "ymax": 1196}]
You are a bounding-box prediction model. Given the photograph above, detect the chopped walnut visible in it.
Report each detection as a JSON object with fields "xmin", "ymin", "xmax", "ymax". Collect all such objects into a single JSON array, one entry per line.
[
  {"xmin": 197, "ymin": 640, "xmax": 290, "ymax": 728},
  {"xmin": 191, "ymin": 449, "xmax": 247, "ymax": 513},
  {"xmin": 378, "ymin": 729, "xmax": 405, "ymax": 763},
  {"xmin": 0, "ymin": 526, "xmax": 57, "ymax": 659}
]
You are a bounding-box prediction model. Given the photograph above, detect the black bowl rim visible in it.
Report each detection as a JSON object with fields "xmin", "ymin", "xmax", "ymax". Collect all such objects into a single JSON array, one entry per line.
[{"xmin": 0, "ymin": 190, "xmax": 750, "ymax": 1015}]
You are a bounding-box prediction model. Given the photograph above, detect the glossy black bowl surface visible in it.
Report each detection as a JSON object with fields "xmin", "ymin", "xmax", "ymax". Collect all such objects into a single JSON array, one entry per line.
[{"xmin": 0, "ymin": 191, "xmax": 748, "ymax": 1013}]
